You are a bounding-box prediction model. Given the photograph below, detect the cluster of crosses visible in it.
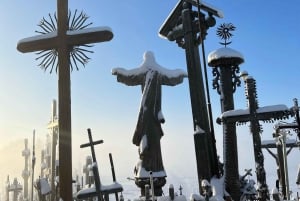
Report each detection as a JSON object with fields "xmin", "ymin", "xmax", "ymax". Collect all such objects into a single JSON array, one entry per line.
[{"xmin": 16, "ymin": 0, "xmax": 300, "ymax": 201}]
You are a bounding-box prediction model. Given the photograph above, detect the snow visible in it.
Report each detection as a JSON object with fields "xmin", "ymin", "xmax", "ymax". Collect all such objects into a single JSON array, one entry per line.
[
  {"xmin": 17, "ymin": 27, "xmax": 112, "ymax": 45},
  {"xmin": 157, "ymin": 195, "xmax": 188, "ymax": 201},
  {"xmin": 207, "ymin": 47, "xmax": 244, "ymax": 64},
  {"xmin": 261, "ymin": 139, "xmax": 297, "ymax": 146},
  {"xmin": 134, "ymin": 159, "xmax": 167, "ymax": 178},
  {"xmin": 221, "ymin": 104, "xmax": 289, "ymax": 118},
  {"xmin": 112, "ymin": 51, "xmax": 187, "ymax": 81},
  {"xmin": 210, "ymin": 176, "xmax": 225, "ymax": 201},
  {"xmin": 76, "ymin": 182, "xmax": 123, "ymax": 197},
  {"xmin": 158, "ymin": 110, "xmax": 165, "ymax": 122},
  {"xmin": 67, "ymin": 26, "xmax": 112, "ymax": 35},
  {"xmin": 194, "ymin": 125, "xmax": 205, "ymax": 134},
  {"xmin": 40, "ymin": 178, "xmax": 51, "ymax": 195},
  {"xmin": 17, "ymin": 31, "xmax": 57, "ymax": 45},
  {"xmin": 140, "ymin": 134, "xmax": 148, "ymax": 154}
]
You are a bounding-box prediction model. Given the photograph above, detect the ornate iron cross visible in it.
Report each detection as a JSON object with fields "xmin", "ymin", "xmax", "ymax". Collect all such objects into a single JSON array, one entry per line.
[{"xmin": 17, "ymin": 1, "xmax": 113, "ymax": 200}]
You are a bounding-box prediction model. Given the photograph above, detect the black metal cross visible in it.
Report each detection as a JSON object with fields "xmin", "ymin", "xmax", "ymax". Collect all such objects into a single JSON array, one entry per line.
[{"xmin": 17, "ymin": 1, "xmax": 113, "ymax": 200}]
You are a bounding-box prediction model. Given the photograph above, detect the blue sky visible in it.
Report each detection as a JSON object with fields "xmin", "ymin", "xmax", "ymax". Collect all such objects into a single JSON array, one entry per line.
[{"xmin": 0, "ymin": 0, "xmax": 300, "ymax": 196}]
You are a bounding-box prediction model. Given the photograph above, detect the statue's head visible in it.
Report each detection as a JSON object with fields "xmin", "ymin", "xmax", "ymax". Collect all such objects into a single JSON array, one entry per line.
[{"xmin": 143, "ymin": 51, "xmax": 155, "ymax": 61}]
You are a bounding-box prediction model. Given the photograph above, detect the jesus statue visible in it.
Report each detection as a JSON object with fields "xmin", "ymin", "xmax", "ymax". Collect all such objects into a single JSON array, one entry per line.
[{"xmin": 112, "ymin": 51, "xmax": 187, "ymax": 195}]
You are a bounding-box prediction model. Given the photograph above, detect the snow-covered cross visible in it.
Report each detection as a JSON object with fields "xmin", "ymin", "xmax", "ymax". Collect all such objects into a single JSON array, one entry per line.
[
  {"xmin": 219, "ymin": 74, "xmax": 290, "ymax": 201},
  {"xmin": 17, "ymin": 1, "xmax": 113, "ymax": 200}
]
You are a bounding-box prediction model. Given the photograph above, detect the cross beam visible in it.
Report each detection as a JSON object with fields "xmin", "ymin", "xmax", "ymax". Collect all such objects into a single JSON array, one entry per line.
[
  {"xmin": 80, "ymin": 128, "xmax": 104, "ymax": 163},
  {"xmin": 17, "ymin": 1, "xmax": 113, "ymax": 200},
  {"xmin": 220, "ymin": 105, "xmax": 290, "ymax": 124}
]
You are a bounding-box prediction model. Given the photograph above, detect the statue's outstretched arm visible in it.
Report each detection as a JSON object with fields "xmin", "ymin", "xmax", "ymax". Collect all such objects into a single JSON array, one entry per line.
[{"xmin": 112, "ymin": 67, "xmax": 144, "ymax": 86}]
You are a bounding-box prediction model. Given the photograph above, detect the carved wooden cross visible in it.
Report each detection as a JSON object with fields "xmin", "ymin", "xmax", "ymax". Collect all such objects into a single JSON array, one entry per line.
[
  {"xmin": 80, "ymin": 128, "xmax": 104, "ymax": 163},
  {"xmin": 80, "ymin": 128, "xmax": 104, "ymax": 200},
  {"xmin": 220, "ymin": 76, "xmax": 290, "ymax": 201},
  {"xmin": 17, "ymin": 1, "xmax": 113, "ymax": 200}
]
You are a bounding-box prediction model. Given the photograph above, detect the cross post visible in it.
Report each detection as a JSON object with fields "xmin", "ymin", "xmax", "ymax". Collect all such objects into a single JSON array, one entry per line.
[
  {"xmin": 22, "ymin": 138, "xmax": 30, "ymax": 201},
  {"xmin": 220, "ymin": 75, "xmax": 291, "ymax": 201},
  {"xmin": 80, "ymin": 128, "xmax": 104, "ymax": 201},
  {"xmin": 159, "ymin": 2, "xmax": 223, "ymax": 194},
  {"xmin": 17, "ymin": 1, "xmax": 113, "ymax": 200},
  {"xmin": 47, "ymin": 99, "xmax": 58, "ymax": 201}
]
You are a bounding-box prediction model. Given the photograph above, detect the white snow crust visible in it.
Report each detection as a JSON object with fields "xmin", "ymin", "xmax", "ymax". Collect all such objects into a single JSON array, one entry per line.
[
  {"xmin": 112, "ymin": 51, "xmax": 187, "ymax": 81},
  {"xmin": 221, "ymin": 104, "xmax": 289, "ymax": 118},
  {"xmin": 208, "ymin": 47, "xmax": 244, "ymax": 63}
]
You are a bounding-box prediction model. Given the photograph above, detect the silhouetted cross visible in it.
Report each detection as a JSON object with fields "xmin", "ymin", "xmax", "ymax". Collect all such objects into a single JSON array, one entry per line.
[
  {"xmin": 80, "ymin": 128, "xmax": 104, "ymax": 163},
  {"xmin": 17, "ymin": 1, "xmax": 113, "ymax": 200}
]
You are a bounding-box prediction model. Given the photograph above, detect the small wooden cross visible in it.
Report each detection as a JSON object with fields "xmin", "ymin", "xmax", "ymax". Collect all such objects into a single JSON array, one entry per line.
[
  {"xmin": 17, "ymin": 1, "xmax": 113, "ymax": 200},
  {"xmin": 80, "ymin": 128, "xmax": 104, "ymax": 163},
  {"xmin": 80, "ymin": 128, "xmax": 104, "ymax": 201}
]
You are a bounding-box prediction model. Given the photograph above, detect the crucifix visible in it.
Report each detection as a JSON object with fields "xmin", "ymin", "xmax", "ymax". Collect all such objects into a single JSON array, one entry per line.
[
  {"xmin": 17, "ymin": 1, "xmax": 113, "ymax": 200},
  {"xmin": 112, "ymin": 51, "xmax": 187, "ymax": 196}
]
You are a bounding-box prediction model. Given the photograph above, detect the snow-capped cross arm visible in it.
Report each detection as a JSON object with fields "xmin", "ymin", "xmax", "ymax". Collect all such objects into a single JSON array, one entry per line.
[
  {"xmin": 220, "ymin": 104, "xmax": 290, "ymax": 124},
  {"xmin": 17, "ymin": 27, "xmax": 113, "ymax": 53}
]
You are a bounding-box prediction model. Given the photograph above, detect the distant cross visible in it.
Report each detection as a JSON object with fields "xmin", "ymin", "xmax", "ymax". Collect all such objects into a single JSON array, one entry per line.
[
  {"xmin": 80, "ymin": 128, "xmax": 104, "ymax": 163},
  {"xmin": 80, "ymin": 128, "xmax": 104, "ymax": 201},
  {"xmin": 78, "ymin": 128, "xmax": 123, "ymax": 201},
  {"xmin": 22, "ymin": 139, "xmax": 30, "ymax": 201},
  {"xmin": 8, "ymin": 178, "xmax": 23, "ymax": 201},
  {"xmin": 17, "ymin": 1, "xmax": 113, "ymax": 200},
  {"xmin": 83, "ymin": 156, "xmax": 93, "ymax": 186},
  {"xmin": 47, "ymin": 100, "xmax": 58, "ymax": 201}
]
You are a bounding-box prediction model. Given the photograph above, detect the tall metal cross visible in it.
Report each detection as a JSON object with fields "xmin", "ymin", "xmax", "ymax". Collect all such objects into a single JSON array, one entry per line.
[{"xmin": 17, "ymin": 1, "xmax": 113, "ymax": 200}]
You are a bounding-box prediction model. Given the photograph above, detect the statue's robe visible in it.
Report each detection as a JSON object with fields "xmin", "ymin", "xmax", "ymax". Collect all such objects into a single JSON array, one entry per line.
[{"xmin": 112, "ymin": 51, "xmax": 187, "ymax": 175}]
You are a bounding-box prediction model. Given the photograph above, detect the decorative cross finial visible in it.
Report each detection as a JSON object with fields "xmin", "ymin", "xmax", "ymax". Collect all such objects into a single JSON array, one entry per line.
[
  {"xmin": 216, "ymin": 23, "xmax": 236, "ymax": 47},
  {"xmin": 35, "ymin": 10, "xmax": 94, "ymax": 73}
]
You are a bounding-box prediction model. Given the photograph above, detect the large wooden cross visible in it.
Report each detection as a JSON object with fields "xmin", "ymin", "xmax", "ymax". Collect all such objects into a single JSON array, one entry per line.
[{"xmin": 17, "ymin": 1, "xmax": 113, "ymax": 200}]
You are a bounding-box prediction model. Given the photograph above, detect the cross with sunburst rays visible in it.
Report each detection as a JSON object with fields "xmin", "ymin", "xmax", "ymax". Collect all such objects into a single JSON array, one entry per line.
[
  {"xmin": 17, "ymin": 0, "xmax": 113, "ymax": 200},
  {"xmin": 35, "ymin": 10, "xmax": 96, "ymax": 73},
  {"xmin": 216, "ymin": 23, "xmax": 236, "ymax": 47}
]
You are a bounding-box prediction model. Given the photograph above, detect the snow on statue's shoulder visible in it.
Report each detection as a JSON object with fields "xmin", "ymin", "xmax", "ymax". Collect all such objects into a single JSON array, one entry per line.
[{"xmin": 112, "ymin": 51, "xmax": 187, "ymax": 79}]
